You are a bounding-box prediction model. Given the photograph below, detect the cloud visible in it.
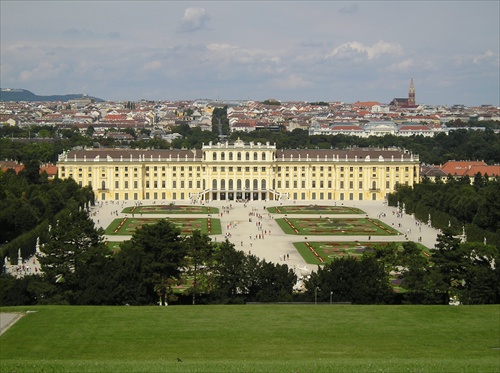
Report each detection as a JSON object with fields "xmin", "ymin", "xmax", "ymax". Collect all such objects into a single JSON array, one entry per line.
[
  {"xmin": 62, "ymin": 28, "xmax": 96, "ymax": 38},
  {"xmin": 386, "ymin": 58, "xmax": 414, "ymax": 73},
  {"xmin": 338, "ymin": 4, "xmax": 359, "ymax": 14},
  {"xmin": 178, "ymin": 7, "xmax": 210, "ymax": 33},
  {"xmin": 270, "ymin": 74, "xmax": 312, "ymax": 90},
  {"xmin": 454, "ymin": 50, "xmax": 499, "ymax": 66},
  {"xmin": 62, "ymin": 28, "xmax": 120, "ymax": 40},
  {"xmin": 143, "ymin": 60, "xmax": 162, "ymax": 71},
  {"xmin": 326, "ymin": 41, "xmax": 403, "ymax": 61}
]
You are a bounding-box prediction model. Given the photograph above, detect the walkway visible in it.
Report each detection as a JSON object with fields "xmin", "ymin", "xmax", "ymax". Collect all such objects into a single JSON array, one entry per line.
[{"xmin": 94, "ymin": 199, "xmax": 441, "ymax": 270}]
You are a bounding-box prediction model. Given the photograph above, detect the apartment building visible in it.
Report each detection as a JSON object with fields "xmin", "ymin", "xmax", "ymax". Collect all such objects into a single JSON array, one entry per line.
[{"xmin": 57, "ymin": 139, "xmax": 420, "ymax": 202}]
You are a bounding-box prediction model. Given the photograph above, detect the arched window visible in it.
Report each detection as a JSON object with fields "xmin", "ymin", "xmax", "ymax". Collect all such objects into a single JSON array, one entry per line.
[
  {"xmin": 253, "ymin": 179, "xmax": 258, "ymax": 189},
  {"xmin": 372, "ymin": 181, "xmax": 377, "ymax": 190},
  {"xmin": 221, "ymin": 152, "xmax": 225, "ymax": 161},
  {"xmin": 212, "ymin": 179, "xmax": 217, "ymax": 189},
  {"xmin": 237, "ymin": 179, "xmax": 242, "ymax": 190},
  {"xmin": 221, "ymin": 179, "xmax": 226, "ymax": 189},
  {"xmin": 101, "ymin": 181, "xmax": 106, "ymax": 190},
  {"xmin": 229, "ymin": 152, "xmax": 233, "ymax": 161},
  {"xmin": 237, "ymin": 152, "xmax": 242, "ymax": 161},
  {"xmin": 228, "ymin": 179, "xmax": 233, "ymax": 189},
  {"xmin": 261, "ymin": 179, "xmax": 266, "ymax": 189},
  {"xmin": 246, "ymin": 152, "xmax": 250, "ymax": 161},
  {"xmin": 213, "ymin": 153, "xmax": 217, "ymax": 161},
  {"xmin": 262, "ymin": 152, "xmax": 266, "ymax": 161},
  {"xmin": 245, "ymin": 179, "xmax": 250, "ymax": 189},
  {"xmin": 253, "ymin": 152, "xmax": 258, "ymax": 161}
]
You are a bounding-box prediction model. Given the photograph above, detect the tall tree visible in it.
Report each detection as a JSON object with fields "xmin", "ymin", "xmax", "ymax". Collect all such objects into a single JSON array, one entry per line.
[
  {"xmin": 431, "ymin": 229, "xmax": 465, "ymax": 304},
  {"xmin": 184, "ymin": 230, "xmax": 217, "ymax": 305},
  {"xmin": 211, "ymin": 240, "xmax": 248, "ymax": 303},
  {"xmin": 38, "ymin": 207, "xmax": 106, "ymax": 304},
  {"xmin": 399, "ymin": 241, "xmax": 440, "ymax": 304},
  {"xmin": 306, "ymin": 256, "xmax": 394, "ymax": 304},
  {"xmin": 117, "ymin": 220, "xmax": 187, "ymax": 305},
  {"xmin": 458, "ymin": 242, "xmax": 499, "ymax": 304}
]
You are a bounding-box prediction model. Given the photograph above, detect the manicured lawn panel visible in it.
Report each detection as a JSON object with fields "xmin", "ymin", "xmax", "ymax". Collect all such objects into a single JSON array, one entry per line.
[
  {"xmin": 105, "ymin": 217, "xmax": 221, "ymax": 235},
  {"xmin": 294, "ymin": 241, "xmax": 430, "ymax": 265},
  {"xmin": 267, "ymin": 204, "xmax": 365, "ymax": 214},
  {"xmin": 276, "ymin": 217, "xmax": 399, "ymax": 236},
  {"xmin": 293, "ymin": 242, "xmax": 323, "ymax": 264},
  {"xmin": 122, "ymin": 205, "xmax": 219, "ymax": 214},
  {"xmin": 1, "ymin": 305, "xmax": 498, "ymax": 372}
]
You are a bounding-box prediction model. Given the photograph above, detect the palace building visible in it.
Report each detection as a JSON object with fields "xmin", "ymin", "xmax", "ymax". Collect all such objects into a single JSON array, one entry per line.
[{"xmin": 57, "ymin": 139, "xmax": 420, "ymax": 202}]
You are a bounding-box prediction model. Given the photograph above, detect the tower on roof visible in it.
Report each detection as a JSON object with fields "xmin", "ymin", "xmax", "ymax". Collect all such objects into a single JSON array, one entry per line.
[{"xmin": 408, "ymin": 77, "xmax": 416, "ymax": 106}]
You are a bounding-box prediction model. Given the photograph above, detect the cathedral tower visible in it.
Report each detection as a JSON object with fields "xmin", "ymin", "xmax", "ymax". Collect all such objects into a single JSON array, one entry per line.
[{"xmin": 408, "ymin": 77, "xmax": 416, "ymax": 106}]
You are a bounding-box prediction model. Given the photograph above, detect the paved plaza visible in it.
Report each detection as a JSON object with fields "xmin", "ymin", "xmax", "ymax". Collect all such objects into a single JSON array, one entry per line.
[{"xmin": 93, "ymin": 198, "xmax": 441, "ymax": 270}]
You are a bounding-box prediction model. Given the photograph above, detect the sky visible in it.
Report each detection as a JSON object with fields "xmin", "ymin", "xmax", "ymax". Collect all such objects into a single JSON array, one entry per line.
[{"xmin": 1, "ymin": 1, "xmax": 499, "ymax": 106}]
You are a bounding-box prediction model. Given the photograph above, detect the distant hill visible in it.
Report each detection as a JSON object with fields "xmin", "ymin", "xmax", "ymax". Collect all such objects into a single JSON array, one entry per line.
[{"xmin": 0, "ymin": 88, "xmax": 104, "ymax": 102}]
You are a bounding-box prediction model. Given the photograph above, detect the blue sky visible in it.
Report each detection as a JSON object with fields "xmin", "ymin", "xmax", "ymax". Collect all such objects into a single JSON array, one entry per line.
[{"xmin": 1, "ymin": 1, "xmax": 499, "ymax": 106}]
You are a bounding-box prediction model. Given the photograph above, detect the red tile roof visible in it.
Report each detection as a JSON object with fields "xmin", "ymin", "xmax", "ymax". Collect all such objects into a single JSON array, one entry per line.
[
  {"xmin": 464, "ymin": 165, "xmax": 500, "ymax": 177},
  {"xmin": 440, "ymin": 161, "xmax": 487, "ymax": 176}
]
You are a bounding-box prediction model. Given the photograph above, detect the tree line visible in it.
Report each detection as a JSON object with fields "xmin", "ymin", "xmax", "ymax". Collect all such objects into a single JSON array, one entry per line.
[
  {"xmin": 2, "ymin": 117, "xmax": 500, "ymax": 166},
  {"xmin": 388, "ymin": 174, "xmax": 500, "ymax": 247},
  {"xmin": 1, "ymin": 165, "xmax": 498, "ymax": 306},
  {"xmin": 2, "ymin": 207, "xmax": 498, "ymax": 306}
]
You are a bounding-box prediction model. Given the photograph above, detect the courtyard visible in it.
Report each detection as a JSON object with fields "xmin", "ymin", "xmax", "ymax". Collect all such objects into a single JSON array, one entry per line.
[
  {"xmin": 105, "ymin": 217, "xmax": 222, "ymax": 236},
  {"xmin": 94, "ymin": 199, "xmax": 439, "ymax": 270}
]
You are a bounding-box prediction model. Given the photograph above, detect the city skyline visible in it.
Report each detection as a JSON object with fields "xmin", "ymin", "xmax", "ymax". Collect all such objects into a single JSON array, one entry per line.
[{"xmin": 1, "ymin": 1, "xmax": 499, "ymax": 106}]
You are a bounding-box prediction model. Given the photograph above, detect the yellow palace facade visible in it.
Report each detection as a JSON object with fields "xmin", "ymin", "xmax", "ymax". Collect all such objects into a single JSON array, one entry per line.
[{"xmin": 57, "ymin": 139, "xmax": 420, "ymax": 202}]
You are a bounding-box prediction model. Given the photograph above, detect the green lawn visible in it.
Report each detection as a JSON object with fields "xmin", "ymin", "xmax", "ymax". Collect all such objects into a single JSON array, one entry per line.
[
  {"xmin": 105, "ymin": 217, "xmax": 222, "ymax": 236},
  {"xmin": 1, "ymin": 305, "xmax": 499, "ymax": 372},
  {"xmin": 294, "ymin": 241, "xmax": 429, "ymax": 265},
  {"xmin": 122, "ymin": 204, "xmax": 219, "ymax": 214},
  {"xmin": 276, "ymin": 217, "xmax": 399, "ymax": 235},
  {"xmin": 267, "ymin": 204, "xmax": 365, "ymax": 214}
]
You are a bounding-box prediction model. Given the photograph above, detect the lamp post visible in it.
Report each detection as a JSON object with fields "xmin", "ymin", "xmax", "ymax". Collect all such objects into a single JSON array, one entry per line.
[
  {"xmin": 315, "ymin": 286, "xmax": 319, "ymax": 305},
  {"xmin": 330, "ymin": 291, "xmax": 333, "ymax": 305}
]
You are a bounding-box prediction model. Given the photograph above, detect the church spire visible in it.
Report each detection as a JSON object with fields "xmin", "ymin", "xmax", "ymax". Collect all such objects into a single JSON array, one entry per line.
[{"xmin": 408, "ymin": 77, "xmax": 416, "ymax": 106}]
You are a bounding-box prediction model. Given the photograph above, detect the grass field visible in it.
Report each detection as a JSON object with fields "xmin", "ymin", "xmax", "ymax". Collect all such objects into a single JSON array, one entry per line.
[
  {"xmin": 267, "ymin": 204, "xmax": 365, "ymax": 214},
  {"xmin": 1, "ymin": 305, "xmax": 498, "ymax": 372},
  {"xmin": 294, "ymin": 241, "xmax": 430, "ymax": 265},
  {"xmin": 276, "ymin": 217, "xmax": 399, "ymax": 236},
  {"xmin": 122, "ymin": 204, "xmax": 219, "ymax": 215},
  {"xmin": 104, "ymin": 217, "xmax": 222, "ymax": 236}
]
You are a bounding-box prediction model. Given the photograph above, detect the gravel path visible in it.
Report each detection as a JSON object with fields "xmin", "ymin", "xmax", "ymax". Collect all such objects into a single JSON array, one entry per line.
[
  {"xmin": 94, "ymin": 198, "xmax": 440, "ymax": 271},
  {"xmin": 0, "ymin": 313, "xmax": 23, "ymax": 335}
]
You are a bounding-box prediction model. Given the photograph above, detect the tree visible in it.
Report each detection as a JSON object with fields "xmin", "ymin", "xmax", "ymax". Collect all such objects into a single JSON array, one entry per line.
[
  {"xmin": 86, "ymin": 125, "xmax": 95, "ymax": 137},
  {"xmin": 306, "ymin": 256, "xmax": 394, "ymax": 304},
  {"xmin": 249, "ymin": 259, "xmax": 296, "ymax": 303},
  {"xmin": 430, "ymin": 229, "xmax": 465, "ymax": 304},
  {"xmin": 399, "ymin": 241, "xmax": 440, "ymax": 304},
  {"xmin": 184, "ymin": 230, "xmax": 217, "ymax": 305},
  {"xmin": 117, "ymin": 220, "xmax": 187, "ymax": 305},
  {"xmin": 211, "ymin": 240, "xmax": 248, "ymax": 303},
  {"xmin": 38, "ymin": 207, "xmax": 107, "ymax": 304},
  {"xmin": 458, "ymin": 242, "xmax": 499, "ymax": 304}
]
